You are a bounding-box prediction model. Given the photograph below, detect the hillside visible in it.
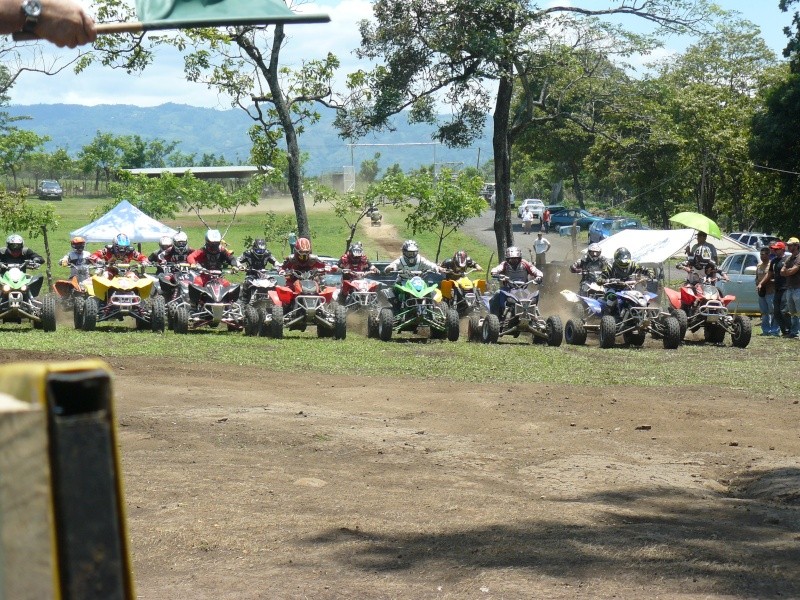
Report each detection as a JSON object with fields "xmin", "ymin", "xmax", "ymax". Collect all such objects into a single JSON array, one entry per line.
[{"xmin": 5, "ymin": 103, "xmax": 493, "ymax": 177}]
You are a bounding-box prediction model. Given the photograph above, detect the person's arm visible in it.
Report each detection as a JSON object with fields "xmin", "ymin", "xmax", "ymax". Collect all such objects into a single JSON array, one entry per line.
[
  {"xmin": 780, "ymin": 259, "xmax": 800, "ymax": 277},
  {"xmin": 2, "ymin": 0, "xmax": 97, "ymax": 48}
]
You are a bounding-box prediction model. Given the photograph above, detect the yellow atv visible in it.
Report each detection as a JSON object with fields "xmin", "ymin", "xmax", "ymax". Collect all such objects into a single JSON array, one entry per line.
[
  {"xmin": 439, "ymin": 268, "xmax": 487, "ymax": 341},
  {"xmin": 80, "ymin": 263, "xmax": 165, "ymax": 332}
]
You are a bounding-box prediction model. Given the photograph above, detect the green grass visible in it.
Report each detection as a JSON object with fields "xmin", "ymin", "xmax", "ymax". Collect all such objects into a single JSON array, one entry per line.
[{"xmin": 1, "ymin": 322, "xmax": 794, "ymax": 399}]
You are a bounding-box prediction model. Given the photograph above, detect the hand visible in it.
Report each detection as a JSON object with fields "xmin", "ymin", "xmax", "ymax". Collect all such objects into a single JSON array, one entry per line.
[
  {"xmin": 12, "ymin": 0, "xmax": 97, "ymax": 48},
  {"xmin": 59, "ymin": 259, "xmax": 68, "ymax": 267}
]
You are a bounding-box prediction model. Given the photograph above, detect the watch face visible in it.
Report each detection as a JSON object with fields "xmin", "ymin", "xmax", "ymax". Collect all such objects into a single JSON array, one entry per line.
[{"xmin": 23, "ymin": 0, "xmax": 42, "ymax": 17}]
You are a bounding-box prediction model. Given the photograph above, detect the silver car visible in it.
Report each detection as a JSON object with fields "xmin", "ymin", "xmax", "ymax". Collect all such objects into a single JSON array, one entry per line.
[{"xmin": 718, "ymin": 251, "xmax": 760, "ymax": 314}]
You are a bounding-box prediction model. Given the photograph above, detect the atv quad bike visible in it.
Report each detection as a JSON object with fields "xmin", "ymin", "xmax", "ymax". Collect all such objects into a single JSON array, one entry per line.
[
  {"xmin": 81, "ymin": 263, "xmax": 165, "ymax": 332},
  {"xmin": 372, "ymin": 269, "xmax": 459, "ymax": 342},
  {"xmin": 0, "ymin": 261, "xmax": 57, "ymax": 332},
  {"xmin": 272, "ymin": 269, "xmax": 346, "ymax": 340},
  {"xmin": 172, "ymin": 268, "xmax": 244, "ymax": 334}
]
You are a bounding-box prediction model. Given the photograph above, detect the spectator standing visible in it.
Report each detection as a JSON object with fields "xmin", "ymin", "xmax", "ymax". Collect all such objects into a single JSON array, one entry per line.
[
  {"xmin": 780, "ymin": 237, "xmax": 800, "ymax": 338},
  {"xmin": 759, "ymin": 241, "xmax": 789, "ymax": 337},
  {"xmin": 521, "ymin": 207, "xmax": 533, "ymax": 234},
  {"xmin": 756, "ymin": 247, "xmax": 778, "ymax": 336},
  {"xmin": 542, "ymin": 208, "xmax": 551, "ymax": 233},
  {"xmin": 532, "ymin": 231, "xmax": 551, "ymax": 269}
]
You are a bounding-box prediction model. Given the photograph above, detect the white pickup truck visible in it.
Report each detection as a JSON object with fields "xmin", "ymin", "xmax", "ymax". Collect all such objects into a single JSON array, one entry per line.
[{"xmin": 517, "ymin": 198, "xmax": 545, "ymax": 220}]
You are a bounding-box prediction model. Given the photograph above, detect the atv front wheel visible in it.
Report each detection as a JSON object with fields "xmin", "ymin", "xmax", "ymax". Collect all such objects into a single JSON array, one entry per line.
[
  {"xmin": 481, "ymin": 314, "xmax": 500, "ymax": 344},
  {"xmin": 669, "ymin": 307, "xmax": 688, "ymax": 340},
  {"xmin": 333, "ymin": 305, "xmax": 347, "ymax": 340},
  {"xmin": 73, "ymin": 296, "xmax": 85, "ymax": 330},
  {"xmin": 173, "ymin": 305, "xmax": 189, "ymax": 334},
  {"xmin": 150, "ymin": 295, "xmax": 166, "ymax": 332},
  {"xmin": 243, "ymin": 305, "xmax": 260, "ymax": 336},
  {"xmin": 467, "ymin": 313, "xmax": 480, "ymax": 342},
  {"xmin": 378, "ymin": 308, "xmax": 394, "ymax": 341},
  {"xmin": 445, "ymin": 309, "xmax": 460, "ymax": 342},
  {"xmin": 730, "ymin": 315, "xmax": 752, "ymax": 348},
  {"xmin": 564, "ymin": 319, "xmax": 587, "ymax": 346},
  {"xmin": 546, "ymin": 315, "xmax": 563, "ymax": 347},
  {"xmin": 598, "ymin": 315, "xmax": 617, "ymax": 349},
  {"xmin": 367, "ymin": 310, "xmax": 379, "ymax": 339},
  {"xmin": 270, "ymin": 305, "xmax": 284, "ymax": 339},
  {"xmin": 83, "ymin": 296, "xmax": 99, "ymax": 331},
  {"xmin": 662, "ymin": 316, "xmax": 681, "ymax": 349},
  {"xmin": 41, "ymin": 293, "xmax": 57, "ymax": 332}
]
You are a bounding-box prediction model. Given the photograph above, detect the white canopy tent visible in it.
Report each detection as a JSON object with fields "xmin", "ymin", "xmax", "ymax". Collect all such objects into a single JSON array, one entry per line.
[
  {"xmin": 595, "ymin": 228, "xmax": 750, "ymax": 263},
  {"xmin": 70, "ymin": 200, "xmax": 178, "ymax": 243}
]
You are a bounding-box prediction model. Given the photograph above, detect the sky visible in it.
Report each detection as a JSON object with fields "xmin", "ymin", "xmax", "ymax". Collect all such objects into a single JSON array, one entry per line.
[{"xmin": 6, "ymin": 0, "xmax": 797, "ymax": 108}]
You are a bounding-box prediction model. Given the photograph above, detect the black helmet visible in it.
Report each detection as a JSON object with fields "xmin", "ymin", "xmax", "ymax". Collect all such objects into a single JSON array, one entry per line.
[
  {"xmin": 613, "ymin": 247, "xmax": 631, "ymax": 270},
  {"xmin": 253, "ymin": 239, "xmax": 268, "ymax": 257},
  {"xmin": 453, "ymin": 250, "xmax": 468, "ymax": 269}
]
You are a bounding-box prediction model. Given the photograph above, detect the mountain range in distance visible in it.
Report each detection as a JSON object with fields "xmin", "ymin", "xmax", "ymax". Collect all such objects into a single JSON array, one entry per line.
[{"xmin": 5, "ymin": 103, "xmax": 494, "ymax": 177}]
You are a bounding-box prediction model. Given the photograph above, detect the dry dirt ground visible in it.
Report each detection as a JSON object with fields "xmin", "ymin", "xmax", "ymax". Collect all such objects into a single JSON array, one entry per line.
[{"xmin": 4, "ymin": 349, "xmax": 800, "ymax": 600}]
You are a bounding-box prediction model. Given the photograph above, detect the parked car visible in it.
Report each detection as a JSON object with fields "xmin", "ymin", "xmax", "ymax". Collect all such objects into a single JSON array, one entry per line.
[
  {"xmin": 548, "ymin": 208, "xmax": 602, "ymax": 229},
  {"xmin": 588, "ymin": 217, "xmax": 648, "ymax": 243},
  {"xmin": 480, "ymin": 183, "xmax": 495, "ymax": 203},
  {"xmin": 517, "ymin": 199, "xmax": 545, "ymax": 219},
  {"xmin": 717, "ymin": 250, "xmax": 760, "ymax": 314},
  {"xmin": 37, "ymin": 180, "xmax": 63, "ymax": 201},
  {"xmin": 545, "ymin": 204, "xmax": 568, "ymax": 215},
  {"xmin": 727, "ymin": 232, "xmax": 780, "ymax": 250}
]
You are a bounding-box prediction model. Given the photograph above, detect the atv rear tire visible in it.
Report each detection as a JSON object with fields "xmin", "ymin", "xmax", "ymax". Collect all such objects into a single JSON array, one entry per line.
[
  {"xmin": 378, "ymin": 308, "xmax": 394, "ymax": 341},
  {"xmin": 367, "ymin": 310, "xmax": 379, "ymax": 339},
  {"xmin": 173, "ymin": 305, "xmax": 189, "ymax": 334},
  {"xmin": 662, "ymin": 316, "xmax": 681, "ymax": 349},
  {"xmin": 564, "ymin": 319, "xmax": 587, "ymax": 346},
  {"xmin": 333, "ymin": 304, "xmax": 347, "ymax": 340},
  {"xmin": 731, "ymin": 314, "xmax": 752, "ymax": 348},
  {"xmin": 445, "ymin": 308, "xmax": 460, "ymax": 342},
  {"xmin": 150, "ymin": 295, "xmax": 166, "ymax": 332},
  {"xmin": 41, "ymin": 293, "xmax": 57, "ymax": 332},
  {"xmin": 481, "ymin": 314, "xmax": 500, "ymax": 344},
  {"xmin": 546, "ymin": 315, "xmax": 563, "ymax": 347},
  {"xmin": 82, "ymin": 296, "xmax": 99, "ymax": 331},
  {"xmin": 598, "ymin": 315, "xmax": 617, "ymax": 349}
]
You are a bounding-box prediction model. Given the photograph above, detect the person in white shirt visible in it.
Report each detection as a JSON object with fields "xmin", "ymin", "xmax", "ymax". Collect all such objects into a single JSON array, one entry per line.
[{"xmin": 532, "ymin": 232, "xmax": 551, "ymax": 268}]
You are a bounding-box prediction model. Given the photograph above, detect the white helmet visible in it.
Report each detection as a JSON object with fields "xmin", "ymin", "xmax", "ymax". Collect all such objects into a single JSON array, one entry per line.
[
  {"xmin": 159, "ymin": 235, "xmax": 173, "ymax": 251},
  {"xmin": 173, "ymin": 231, "xmax": 189, "ymax": 250},
  {"xmin": 402, "ymin": 240, "xmax": 419, "ymax": 264},
  {"xmin": 587, "ymin": 243, "xmax": 602, "ymax": 260}
]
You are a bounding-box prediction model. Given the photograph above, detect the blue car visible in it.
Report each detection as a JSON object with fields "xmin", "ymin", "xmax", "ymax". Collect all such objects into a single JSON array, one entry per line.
[
  {"xmin": 548, "ymin": 208, "xmax": 602, "ymax": 229},
  {"xmin": 588, "ymin": 217, "xmax": 647, "ymax": 243}
]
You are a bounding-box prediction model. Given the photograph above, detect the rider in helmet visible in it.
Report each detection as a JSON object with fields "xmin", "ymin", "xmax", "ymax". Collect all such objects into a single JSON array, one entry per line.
[
  {"xmin": 570, "ymin": 242, "xmax": 609, "ymax": 294},
  {"xmin": 676, "ymin": 245, "xmax": 713, "ymax": 283},
  {"xmin": 600, "ymin": 247, "xmax": 652, "ymax": 282},
  {"xmin": 440, "ymin": 249, "xmax": 481, "ymax": 279},
  {"xmin": 0, "ymin": 234, "xmax": 44, "ymax": 272},
  {"xmin": 187, "ymin": 229, "xmax": 240, "ymax": 286},
  {"xmin": 88, "ymin": 233, "xmax": 149, "ymax": 277},
  {"xmin": 488, "ymin": 246, "xmax": 543, "ymax": 318},
  {"xmin": 148, "ymin": 236, "xmax": 174, "ymax": 273},
  {"xmin": 237, "ymin": 239, "xmax": 279, "ymax": 302},
  {"xmin": 686, "ymin": 231, "xmax": 718, "ymax": 264},
  {"xmin": 338, "ymin": 242, "xmax": 378, "ymax": 277},
  {"xmin": 58, "ymin": 236, "xmax": 92, "ymax": 282},
  {"xmin": 384, "ymin": 240, "xmax": 441, "ymax": 276},
  {"xmin": 278, "ymin": 237, "xmax": 331, "ymax": 285},
  {"xmin": 161, "ymin": 230, "xmax": 193, "ymax": 264}
]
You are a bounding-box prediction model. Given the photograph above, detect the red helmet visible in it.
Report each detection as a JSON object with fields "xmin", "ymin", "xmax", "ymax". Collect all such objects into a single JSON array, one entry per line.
[{"xmin": 294, "ymin": 237, "xmax": 312, "ymax": 261}]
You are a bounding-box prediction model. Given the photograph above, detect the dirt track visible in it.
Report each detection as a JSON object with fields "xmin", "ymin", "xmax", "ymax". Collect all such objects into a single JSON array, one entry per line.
[{"xmin": 5, "ymin": 348, "xmax": 798, "ymax": 599}]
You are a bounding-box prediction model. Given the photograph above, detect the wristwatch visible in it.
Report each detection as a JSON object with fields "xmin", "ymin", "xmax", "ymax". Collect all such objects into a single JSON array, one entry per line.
[{"xmin": 21, "ymin": 0, "xmax": 42, "ymax": 34}]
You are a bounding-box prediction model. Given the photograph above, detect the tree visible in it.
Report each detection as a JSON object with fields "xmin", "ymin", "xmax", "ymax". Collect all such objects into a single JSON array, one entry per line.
[
  {"xmin": 0, "ymin": 128, "xmax": 49, "ymax": 188},
  {"xmin": 374, "ymin": 168, "xmax": 484, "ymax": 261},
  {"xmin": 77, "ymin": 131, "xmax": 128, "ymax": 191},
  {"xmin": 359, "ymin": 153, "xmax": 381, "ymax": 184},
  {"xmin": 781, "ymin": 0, "xmax": 800, "ymax": 71},
  {"xmin": 0, "ymin": 189, "xmax": 59, "ymax": 286},
  {"xmin": 339, "ymin": 0, "xmax": 711, "ymax": 258}
]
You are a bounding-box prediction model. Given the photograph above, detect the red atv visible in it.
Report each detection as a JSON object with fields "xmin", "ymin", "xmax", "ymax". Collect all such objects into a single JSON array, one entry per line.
[
  {"xmin": 273, "ymin": 269, "xmax": 347, "ymax": 339},
  {"xmin": 337, "ymin": 270, "xmax": 381, "ymax": 311},
  {"xmin": 664, "ymin": 275, "xmax": 751, "ymax": 347}
]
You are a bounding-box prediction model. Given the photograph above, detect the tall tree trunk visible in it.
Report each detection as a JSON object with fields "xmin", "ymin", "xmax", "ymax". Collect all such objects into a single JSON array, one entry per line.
[
  {"xmin": 41, "ymin": 226, "xmax": 52, "ymax": 289},
  {"xmin": 493, "ymin": 73, "xmax": 514, "ymax": 259},
  {"xmin": 570, "ymin": 163, "xmax": 585, "ymax": 210}
]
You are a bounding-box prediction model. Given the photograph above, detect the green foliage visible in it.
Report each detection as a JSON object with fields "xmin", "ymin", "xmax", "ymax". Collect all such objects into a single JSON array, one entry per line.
[
  {"xmin": 0, "ymin": 189, "xmax": 59, "ymax": 238},
  {"xmin": 359, "ymin": 153, "xmax": 381, "ymax": 184}
]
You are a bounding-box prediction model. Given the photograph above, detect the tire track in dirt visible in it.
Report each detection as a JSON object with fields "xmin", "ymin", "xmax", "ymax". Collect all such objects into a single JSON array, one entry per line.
[{"xmin": 360, "ymin": 217, "xmax": 402, "ymax": 261}]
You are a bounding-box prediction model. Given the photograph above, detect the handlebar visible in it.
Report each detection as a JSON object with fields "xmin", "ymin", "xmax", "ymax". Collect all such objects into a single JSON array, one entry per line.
[{"xmin": 0, "ymin": 260, "xmax": 41, "ymax": 270}]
